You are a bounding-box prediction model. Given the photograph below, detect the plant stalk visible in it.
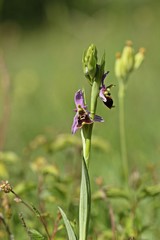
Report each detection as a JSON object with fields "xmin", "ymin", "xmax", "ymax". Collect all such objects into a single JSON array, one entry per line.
[
  {"xmin": 118, "ymin": 79, "xmax": 129, "ymax": 183},
  {"xmin": 11, "ymin": 190, "xmax": 51, "ymax": 240},
  {"xmin": 81, "ymin": 124, "xmax": 93, "ymax": 168},
  {"xmin": 0, "ymin": 213, "xmax": 14, "ymax": 240}
]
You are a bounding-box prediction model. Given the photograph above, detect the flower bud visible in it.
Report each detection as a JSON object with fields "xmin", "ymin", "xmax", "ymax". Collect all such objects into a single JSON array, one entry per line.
[
  {"xmin": 115, "ymin": 52, "xmax": 127, "ymax": 79},
  {"xmin": 82, "ymin": 44, "xmax": 97, "ymax": 83},
  {"xmin": 121, "ymin": 40, "xmax": 135, "ymax": 73},
  {"xmin": 134, "ymin": 48, "xmax": 145, "ymax": 70}
]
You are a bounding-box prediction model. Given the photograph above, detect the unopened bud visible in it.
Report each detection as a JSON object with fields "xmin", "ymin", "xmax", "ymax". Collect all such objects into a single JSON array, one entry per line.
[
  {"xmin": 115, "ymin": 52, "xmax": 127, "ymax": 79},
  {"xmin": 134, "ymin": 48, "xmax": 145, "ymax": 70},
  {"xmin": 82, "ymin": 44, "xmax": 97, "ymax": 83},
  {"xmin": 121, "ymin": 40, "xmax": 135, "ymax": 73}
]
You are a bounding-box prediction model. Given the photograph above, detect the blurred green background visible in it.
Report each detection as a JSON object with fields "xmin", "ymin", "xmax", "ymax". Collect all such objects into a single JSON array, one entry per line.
[
  {"xmin": 0, "ymin": 1, "xmax": 160, "ymax": 239},
  {"xmin": 0, "ymin": 0, "xmax": 160, "ymax": 180}
]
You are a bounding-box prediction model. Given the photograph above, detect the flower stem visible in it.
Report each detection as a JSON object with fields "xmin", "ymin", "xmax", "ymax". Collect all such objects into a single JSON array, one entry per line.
[
  {"xmin": 82, "ymin": 78, "xmax": 99, "ymax": 168},
  {"xmin": 11, "ymin": 190, "xmax": 51, "ymax": 240},
  {"xmin": 0, "ymin": 213, "xmax": 14, "ymax": 240},
  {"xmin": 90, "ymin": 80, "xmax": 99, "ymax": 120},
  {"xmin": 82, "ymin": 78, "xmax": 99, "ymax": 167},
  {"xmin": 79, "ymin": 78, "xmax": 98, "ymax": 240},
  {"xmin": 118, "ymin": 79, "xmax": 129, "ymax": 183},
  {"xmin": 81, "ymin": 124, "xmax": 93, "ymax": 168}
]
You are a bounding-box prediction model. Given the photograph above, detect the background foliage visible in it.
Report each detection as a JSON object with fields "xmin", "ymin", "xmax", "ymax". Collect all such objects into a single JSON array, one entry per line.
[{"xmin": 0, "ymin": 0, "xmax": 160, "ymax": 239}]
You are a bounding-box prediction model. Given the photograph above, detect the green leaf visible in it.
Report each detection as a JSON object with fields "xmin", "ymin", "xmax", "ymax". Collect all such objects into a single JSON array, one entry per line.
[
  {"xmin": 79, "ymin": 157, "xmax": 91, "ymax": 240},
  {"xmin": 43, "ymin": 164, "xmax": 59, "ymax": 176},
  {"xmin": 0, "ymin": 151, "xmax": 19, "ymax": 162},
  {"xmin": 105, "ymin": 187, "xmax": 129, "ymax": 199},
  {"xmin": 14, "ymin": 182, "xmax": 36, "ymax": 195},
  {"xmin": 0, "ymin": 163, "xmax": 8, "ymax": 178},
  {"xmin": 138, "ymin": 184, "xmax": 160, "ymax": 200},
  {"xmin": 58, "ymin": 207, "xmax": 77, "ymax": 240},
  {"xmin": 28, "ymin": 229, "xmax": 46, "ymax": 240}
]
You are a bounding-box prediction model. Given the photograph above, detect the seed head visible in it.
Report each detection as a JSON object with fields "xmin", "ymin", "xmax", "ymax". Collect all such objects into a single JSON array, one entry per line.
[{"xmin": 0, "ymin": 181, "xmax": 12, "ymax": 193}]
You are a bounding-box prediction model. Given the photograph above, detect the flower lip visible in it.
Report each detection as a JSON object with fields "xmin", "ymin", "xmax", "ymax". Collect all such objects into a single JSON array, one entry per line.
[
  {"xmin": 71, "ymin": 90, "xmax": 104, "ymax": 134},
  {"xmin": 103, "ymin": 96, "xmax": 114, "ymax": 109}
]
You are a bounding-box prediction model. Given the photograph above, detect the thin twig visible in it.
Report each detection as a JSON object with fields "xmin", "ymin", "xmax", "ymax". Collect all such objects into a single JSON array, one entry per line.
[
  {"xmin": 19, "ymin": 212, "xmax": 32, "ymax": 240},
  {"xmin": 108, "ymin": 202, "xmax": 116, "ymax": 240},
  {"xmin": 11, "ymin": 190, "xmax": 35, "ymax": 214},
  {"xmin": 32, "ymin": 205, "xmax": 51, "ymax": 240},
  {"xmin": 102, "ymin": 189, "xmax": 116, "ymax": 240},
  {"xmin": 37, "ymin": 174, "xmax": 48, "ymax": 229},
  {"xmin": 37, "ymin": 174, "xmax": 45, "ymax": 212},
  {"xmin": 51, "ymin": 211, "xmax": 61, "ymax": 240},
  {"xmin": 0, "ymin": 213, "xmax": 14, "ymax": 240},
  {"xmin": 11, "ymin": 189, "xmax": 51, "ymax": 240}
]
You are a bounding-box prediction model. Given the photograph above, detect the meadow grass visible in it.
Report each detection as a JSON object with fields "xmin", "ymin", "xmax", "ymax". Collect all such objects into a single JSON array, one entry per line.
[{"xmin": 0, "ymin": 1, "xmax": 160, "ymax": 239}]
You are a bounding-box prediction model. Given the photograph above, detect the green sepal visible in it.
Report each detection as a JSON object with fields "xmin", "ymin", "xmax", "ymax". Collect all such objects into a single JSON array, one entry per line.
[
  {"xmin": 58, "ymin": 207, "xmax": 77, "ymax": 240},
  {"xmin": 95, "ymin": 52, "xmax": 105, "ymax": 83},
  {"xmin": 79, "ymin": 157, "xmax": 91, "ymax": 240}
]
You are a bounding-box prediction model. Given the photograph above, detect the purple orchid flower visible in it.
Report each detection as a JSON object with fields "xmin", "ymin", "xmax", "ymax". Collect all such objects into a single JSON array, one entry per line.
[
  {"xmin": 99, "ymin": 71, "xmax": 114, "ymax": 109},
  {"xmin": 71, "ymin": 90, "xmax": 104, "ymax": 134}
]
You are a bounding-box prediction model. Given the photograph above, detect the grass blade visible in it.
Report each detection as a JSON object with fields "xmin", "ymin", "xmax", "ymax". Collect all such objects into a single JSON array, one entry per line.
[{"xmin": 58, "ymin": 207, "xmax": 77, "ymax": 240}]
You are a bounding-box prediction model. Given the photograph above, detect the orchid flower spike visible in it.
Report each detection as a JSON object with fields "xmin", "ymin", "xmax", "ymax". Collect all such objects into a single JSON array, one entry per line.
[{"xmin": 71, "ymin": 90, "xmax": 104, "ymax": 134}]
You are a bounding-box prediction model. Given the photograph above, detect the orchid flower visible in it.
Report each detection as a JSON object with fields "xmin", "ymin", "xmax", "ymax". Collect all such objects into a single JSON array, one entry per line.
[
  {"xmin": 99, "ymin": 71, "xmax": 114, "ymax": 109},
  {"xmin": 71, "ymin": 90, "xmax": 104, "ymax": 134}
]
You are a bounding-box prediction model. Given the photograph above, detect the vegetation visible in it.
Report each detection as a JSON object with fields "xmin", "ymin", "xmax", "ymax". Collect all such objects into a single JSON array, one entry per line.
[{"xmin": 0, "ymin": 1, "xmax": 160, "ymax": 239}]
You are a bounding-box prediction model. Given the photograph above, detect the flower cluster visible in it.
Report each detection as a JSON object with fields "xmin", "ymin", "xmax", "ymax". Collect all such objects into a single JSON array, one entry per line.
[
  {"xmin": 115, "ymin": 41, "xmax": 145, "ymax": 81},
  {"xmin": 71, "ymin": 44, "xmax": 114, "ymax": 134},
  {"xmin": 72, "ymin": 72, "xmax": 114, "ymax": 134}
]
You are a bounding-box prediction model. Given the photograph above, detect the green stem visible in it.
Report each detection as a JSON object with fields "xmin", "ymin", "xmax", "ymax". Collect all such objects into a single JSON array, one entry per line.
[
  {"xmin": 118, "ymin": 79, "xmax": 129, "ymax": 183},
  {"xmin": 81, "ymin": 79, "xmax": 99, "ymax": 167},
  {"xmin": 0, "ymin": 213, "xmax": 14, "ymax": 240},
  {"xmin": 11, "ymin": 190, "xmax": 51, "ymax": 240},
  {"xmin": 81, "ymin": 124, "xmax": 93, "ymax": 168},
  {"xmin": 90, "ymin": 81, "xmax": 99, "ymax": 120},
  {"xmin": 79, "ymin": 78, "xmax": 100, "ymax": 240},
  {"xmin": 79, "ymin": 126, "xmax": 92, "ymax": 240}
]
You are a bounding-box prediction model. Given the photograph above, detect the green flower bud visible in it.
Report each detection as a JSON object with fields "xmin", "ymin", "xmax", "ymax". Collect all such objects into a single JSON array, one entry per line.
[
  {"xmin": 121, "ymin": 40, "xmax": 135, "ymax": 73},
  {"xmin": 134, "ymin": 48, "xmax": 145, "ymax": 70},
  {"xmin": 82, "ymin": 44, "xmax": 97, "ymax": 84},
  {"xmin": 115, "ymin": 52, "xmax": 127, "ymax": 79}
]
